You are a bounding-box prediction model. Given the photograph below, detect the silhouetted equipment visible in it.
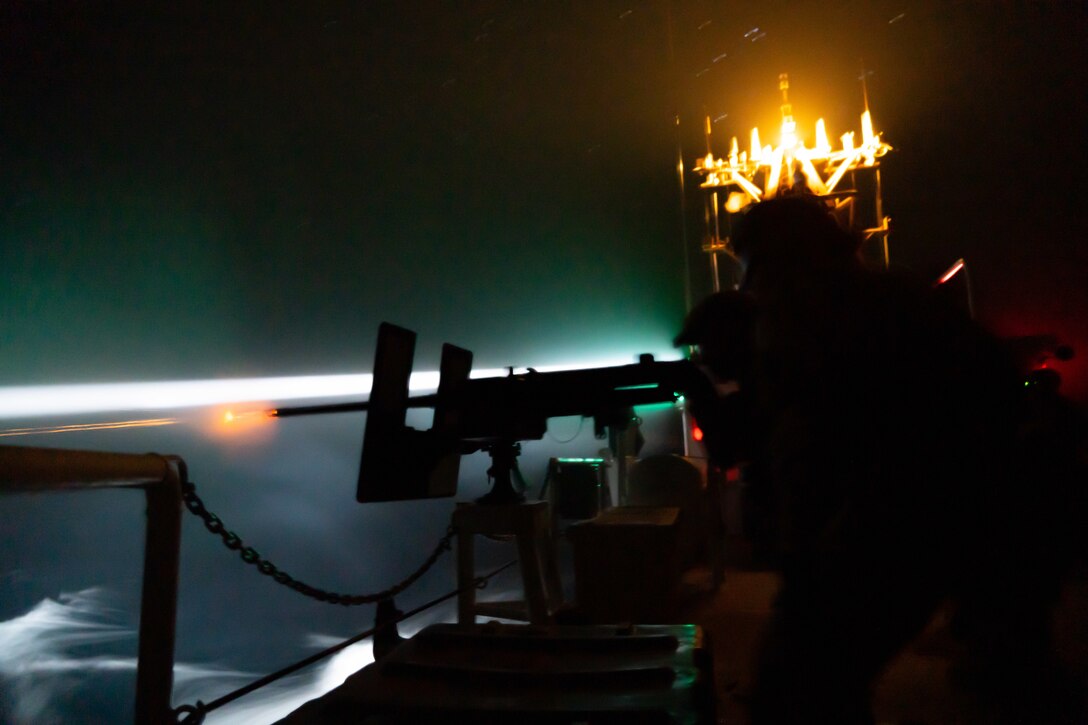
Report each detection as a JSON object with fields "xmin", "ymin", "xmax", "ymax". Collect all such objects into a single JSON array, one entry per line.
[
  {"xmin": 567, "ymin": 507, "xmax": 682, "ymax": 623},
  {"xmin": 356, "ymin": 323, "xmax": 470, "ymax": 502},
  {"xmin": 543, "ymin": 457, "xmax": 611, "ymax": 520},
  {"xmin": 372, "ymin": 598, "xmax": 407, "ymax": 661},
  {"xmin": 274, "ymin": 323, "xmax": 708, "ymax": 503},
  {"xmin": 627, "ymin": 455, "xmax": 711, "ymax": 564},
  {"xmin": 453, "ymin": 500, "xmax": 564, "ymax": 624}
]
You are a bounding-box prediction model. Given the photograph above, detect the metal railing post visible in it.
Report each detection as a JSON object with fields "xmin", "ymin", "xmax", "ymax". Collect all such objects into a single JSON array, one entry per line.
[{"xmin": 135, "ymin": 458, "xmax": 184, "ymax": 725}]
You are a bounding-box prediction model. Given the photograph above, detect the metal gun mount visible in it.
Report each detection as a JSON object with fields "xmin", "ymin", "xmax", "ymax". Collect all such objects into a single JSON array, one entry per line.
[{"xmin": 274, "ymin": 323, "xmax": 707, "ymax": 504}]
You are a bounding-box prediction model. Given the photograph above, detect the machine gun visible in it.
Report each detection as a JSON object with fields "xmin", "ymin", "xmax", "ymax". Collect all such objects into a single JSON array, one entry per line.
[{"xmin": 273, "ymin": 323, "xmax": 710, "ymax": 504}]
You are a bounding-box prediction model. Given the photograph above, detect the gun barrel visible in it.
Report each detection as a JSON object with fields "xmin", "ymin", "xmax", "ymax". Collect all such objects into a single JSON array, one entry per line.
[
  {"xmin": 271, "ymin": 394, "xmax": 439, "ymax": 418},
  {"xmin": 448, "ymin": 358, "xmax": 701, "ymax": 441},
  {"xmin": 270, "ymin": 358, "xmax": 702, "ymax": 429}
]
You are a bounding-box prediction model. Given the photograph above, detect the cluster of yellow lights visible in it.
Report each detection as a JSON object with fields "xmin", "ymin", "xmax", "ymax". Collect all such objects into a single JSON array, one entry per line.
[{"xmin": 695, "ymin": 75, "xmax": 891, "ymax": 213}]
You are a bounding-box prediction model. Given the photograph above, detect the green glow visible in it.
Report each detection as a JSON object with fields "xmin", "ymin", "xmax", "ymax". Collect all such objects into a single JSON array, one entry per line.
[
  {"xmin": 615, "ymin": 383, "xmax": 660, "ymax": 391},
  {"xmin": 672, "ymin": 667, "xmax": 698, "ymax": 688},
  {"xmin": 557, "ymin": 457, "xmax": 605, "ymax": 464},
  {"xmin": 633, "ymin": 391, "xmax": 682, "ymax": 412},
  {"xmin": 634, "ymin": 402, "xmax": 681, "ymax": 411}
]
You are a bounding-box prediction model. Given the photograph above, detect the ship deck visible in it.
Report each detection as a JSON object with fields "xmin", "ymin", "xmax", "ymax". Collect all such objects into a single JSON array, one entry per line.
[
  {"xmin": 676, "ymin": 561, "xmax": 1088, "ymax": 724},
  {"xmin": 279, "ymin": 550, "xmax": 1088, "ymax": 724}
]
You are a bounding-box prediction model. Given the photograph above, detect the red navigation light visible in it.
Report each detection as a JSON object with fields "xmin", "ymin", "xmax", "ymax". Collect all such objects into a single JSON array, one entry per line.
[{"xmin": 692, "ymin": 423, "xmax": 704, "ymax": 442}]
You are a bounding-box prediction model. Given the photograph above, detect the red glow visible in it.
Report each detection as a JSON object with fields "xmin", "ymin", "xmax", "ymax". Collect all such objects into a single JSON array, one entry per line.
[
  {"xmin": 692, "ymin": 423, "xmax": 704, "ymax": 442},
  {"xmin": 990, "ymin": 309, "xmax": 1086, "ymax": 405}
]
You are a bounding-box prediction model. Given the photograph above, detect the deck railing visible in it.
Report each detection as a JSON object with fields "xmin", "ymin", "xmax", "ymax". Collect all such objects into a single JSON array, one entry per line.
[{"xmin": 0, "ymin": 445, "xmax": 185, "ymax": 725}]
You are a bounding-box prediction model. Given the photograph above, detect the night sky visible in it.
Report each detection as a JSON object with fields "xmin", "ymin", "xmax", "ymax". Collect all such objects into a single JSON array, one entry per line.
[
  {"xmin": 2, "ymin": 2, "xmax": 1086, "ymax": 389},
  {"xmin": 1, "ymin": 2, "xmax": 1086, "ymax": 722}
]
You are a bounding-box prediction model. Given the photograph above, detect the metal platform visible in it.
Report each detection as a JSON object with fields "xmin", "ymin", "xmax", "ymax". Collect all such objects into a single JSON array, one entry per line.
[{"xmin": 277, "ymin": 622, "xmax": 714, "ymax": 724}]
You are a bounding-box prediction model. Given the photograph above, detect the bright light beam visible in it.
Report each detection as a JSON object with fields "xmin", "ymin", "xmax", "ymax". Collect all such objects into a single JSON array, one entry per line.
[
  {"xmin": 0, "ymin": 355, "xmax": 678, "ymax": 420},
  {"xmin": 0, "ymin": 374, "xmax": 376, "ymax": 420}
]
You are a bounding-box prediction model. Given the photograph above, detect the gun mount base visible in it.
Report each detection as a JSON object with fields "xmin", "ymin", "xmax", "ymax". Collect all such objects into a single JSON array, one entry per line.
[{"xmin": 476, "ymin": 441, "xmax": 527, "ymax": 505}]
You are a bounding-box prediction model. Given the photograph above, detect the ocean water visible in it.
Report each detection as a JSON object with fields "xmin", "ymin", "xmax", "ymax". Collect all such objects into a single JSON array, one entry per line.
[{"xmin": 0, "ymin": 406, "xmax": 623, "ymax": 723}]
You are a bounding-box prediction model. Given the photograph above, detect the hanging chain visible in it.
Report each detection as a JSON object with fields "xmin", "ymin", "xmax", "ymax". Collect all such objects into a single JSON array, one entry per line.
[
  {"xmin": 181, "ymin": 480, "xmax": 455, "ymax": 605},
  {"xmin": 171, "ymin": 559, "xmax": 516, "ymax": 725}
]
